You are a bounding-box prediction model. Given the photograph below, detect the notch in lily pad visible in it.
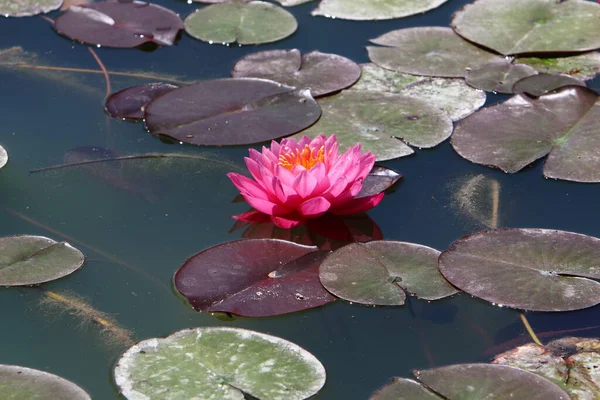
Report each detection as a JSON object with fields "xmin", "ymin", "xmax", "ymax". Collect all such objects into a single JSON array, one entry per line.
[{"xmin": 0, "ymin": 365, "xmax": 91, "ymax": 399}]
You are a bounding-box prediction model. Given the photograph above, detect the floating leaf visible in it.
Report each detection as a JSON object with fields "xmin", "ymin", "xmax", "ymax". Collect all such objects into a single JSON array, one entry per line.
[
  {"xmin": 512, "ymin": 74, "xmax": 587, "ymax": 97},
  {"xmin": 175, "ymin": 239, "xmax": 334, "ymax": 317},
  {"xmin": 452, "ymin": 0, "xmax": 600, "ymax": 55},
  {"xmin": 114, "ymin": 327, "xmax": 326, "ymax": 400},
  {"xmin": 0, "ymin": 235, "xmax": 85, "ymax": 286},
  {"xmin": 105, "ymin": 83, "xmax": 178, "ymax": 120},
  {"xmin": 184, "ymin": 1, "xmax": 297, "ymax": 45},
  {"xmin": 60, "ymin": 0, "xmax": 91, "ymax": 11},
  {"xmin": 319, "ymin": 241, "xmax": 458, "ymax": 306},
  {"xmin": 292, "ymin": 90, "xmax": 453, "ymax": 161},
  {"xmin": 0, "ymin": 144, "xmax": 7, "ymax": 170},
  {"xmin": 273, "ymin": 0, "xmax": 314, "ymax": 5},
  {"xmin": 465, "ymin": 60, "xmax": 538, "ymax": 94},
  {"xmin": 53, "ymin": 1, "xmax": 184, "ymax": 48},
  {"xmin": 517, "ymin": 52, "xmax": 600, "ymax": 81},
  {"xmin": 0, "ymin": 365, "xmax": 91, "ymax": 399},
  {"xmin": 357, "ymin": 165, "xmax": 402, "ymax": 199},
  {"xmin": 311, "ymin": 0, "xmax": 450, "ymax": 21},
  {"xmin": 145, "ymin": 78, "xmax": 321, "ymax": 146},
  {"xmin": 370, "ymin": 378, "xmax": 442, "ymax": 400},
  {"xmin": 0, "ymin": 0, "xmax": 62, "ymax": 17},
  {"xmin": 438, "ymin": 228, "xmax": 600, "ymax": 312},
  {"xmin": 232, "ymin": 49, "xmax": 361, "ymax": 97},
  {"xmin": 367, "ymin": 27, "xmax": 500, "ymax": 78},
  {"xmin": 350, "ymin": 63, "xmax": 486, "ymax": 121},
  {"xmin": 451, "ymin": 86, "xmax": 600, "ymax": 182}
]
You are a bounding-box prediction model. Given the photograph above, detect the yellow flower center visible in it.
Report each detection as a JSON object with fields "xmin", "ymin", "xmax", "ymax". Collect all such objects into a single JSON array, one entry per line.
[{"xmin": 278, "ymin": 145, "xmax": 325, "ymax": 171}]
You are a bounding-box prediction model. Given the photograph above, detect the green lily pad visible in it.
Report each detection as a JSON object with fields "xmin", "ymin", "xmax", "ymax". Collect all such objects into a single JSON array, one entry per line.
[
  {"xmin": 452, "ymin": 0, "xmax": 600, "ymax": 55},
  {"xmin": 452, "ymin": 86, "xmax": 600, "ymax": 182},
  {"xmin": 367, "ymin": 27, "xmax": 501, "ymax": 78},
  {"xmin": 438, "ymin": 228, "xmax": 600, "ymax": 312},
  {"xmin": 293, "ymin": 90, "xmax": 453, "ymax": 161},
  {"xmin": 319, "ymin": 241, "xmax": 458, "ymax": 306},
  {"xmin": 0, "ymin": 0, "xmax": 62, "ymax": 17},
  {"xmin": 311, "ymin": 0, "xmax": 449, "ymax": 21},
  {"xmin": 0, "ymin": 235, "xmax": 85, "ymax": 286},
  {"xmin": 350, "ymin": 63, "xmax": 486, "ymax": 121},
  {"xmin": 184, "ymin": 1, "xmax": 297, "ymax": 45},
  {"xmin": 465, "ymin": 60, "xmax": 538, "ymax": 94},
  {"xmin": 0, "ymin": 365, "xmax": 91, "ymax": 399},
  {"xmin": 0, "ymin": 144, "xmax": 7, "ymax": 170},
  {"xmin": 512, "ymin": 73, "xmax": 587, "ymax": 97},
  {"xmin": 114, "ymin": 327, "xmax": 326, "ymax": 400},
  {"xmin": 370, "ymin": 378, "xmax": 441, "ymax": 400},
  {"xmin": 516, "ymin": 52, "xmax": 600, "ymax": 81}
]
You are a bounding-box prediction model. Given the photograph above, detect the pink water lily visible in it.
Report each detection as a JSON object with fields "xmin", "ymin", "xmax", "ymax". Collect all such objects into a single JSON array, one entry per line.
[{"xmin": 228, "ymin": 134, "xmax": 384, "ymax": 229}]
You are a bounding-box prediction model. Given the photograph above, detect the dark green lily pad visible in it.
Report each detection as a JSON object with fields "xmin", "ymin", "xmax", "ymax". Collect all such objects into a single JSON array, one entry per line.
[
  {"xmin": 465, "ymin": 60, "xmax": 538, "ymax": 94},
  {"xmin": 232, "ymin": 49, "xmax": 361, "ymax": 97},
  {"xmin": 451, "ymin": 86, "xmax": 600, "ymax": 182},
  {"xmin": 0, "ymin": 365, "xmax": 91, "ymax": 399},
  {"xmin": 517, "ymin": 52, "xmax": 600, "ymax": 81},
  {"xmin": 452, "ymin": 0, "xmax": 600, "ymax": 55},
  {"xmin": 0, "ymin": 144, "xmax": 7, "ymax": 170},
  {"xmin": 438, "ymin": 228, "xmax": 600, "ymax": 312},
  {"xmin": 0, "ymin": 235, "xmax": 85, "ymax": 286},
  {"xmin": 105, "ymin": 83, "xmax": 178, "ymax": 120},
  {"xmin": 114, "ymin": 327, "xmax": 326, "ymax": 400},
  {"xmin": 311, "ymin": 0, "xmax": 450, "ymax": 21},
  {"xmin": 367, "ymin": 27, "xmax": 501, "ymax": 78},
  {"xmin": 356, "ymin": 165, "xmax": 402, "ymax": 199},
  {"xmin": 319, "ymin": 241, "xmax": 458, "ymax": 306},
  {"xmin": 184, "ymin": 1, "xmax": 297, "ymax": 45},
  {"xmin": 512, "ymin": 74, "xmax": 587, "ymax": 97},
  {"xmin": 369, "ymin": 377, "xmax": 441, "ymax": 400},
  {"xmin": 292, "ymin": 90, "xmax": 453, "ymax": 161},
  {"xmin": 0, "ymin": 0, "xmax": 62, "ymax": 17}
]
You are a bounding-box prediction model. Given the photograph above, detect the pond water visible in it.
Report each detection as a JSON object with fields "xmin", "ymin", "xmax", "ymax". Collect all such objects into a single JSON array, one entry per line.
[{"xmin": 1, "ymin": 0, "xmax": 600, "ymax": 398}]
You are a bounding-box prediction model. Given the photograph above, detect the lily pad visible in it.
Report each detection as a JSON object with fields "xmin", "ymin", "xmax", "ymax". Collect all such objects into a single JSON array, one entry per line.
[
  {"xmin": 53, "ymin": 1, "xmax": 184, "ymax": 48},
  {"xmin": 370, "ymin": 378, "xmax": 441, "ymax": 400},
  {"xmin": 452, "ymin": 0, "xmax": 600, "ymax": 55},
  {"xmin": 0, "ymin": 365, "xmax": 91, "ymax": 399},
  {"xmin": 105, "ymin": 83, "xmax": 178, "ymax": 120},
  {"xmin": 232, "ymin": 49, "xmax": 361, "ymax": 97},
  {"xmin": 350, "ymin": 63, "xmax": 486, "ymax": 121},
  {"xmin": 517, "ymin": 52, "xmax": 600, "ymax": 81},
  {"xmin": 512, "ymin": 74, "xmax": 587, "ymax": 97},
  {"xmin": 438, "ymin": 228, "xmax": 600, "ymax": 312},
  {"xmin": 292, "ymin": 90, "xmax": 453, "ymax": 161},
  {"xmin": 311, "ymin": 0, "xmax": 450, "ymax": 21},
  {"xmin": 451, "ymin": 86, "xmax": 600, "ymax": 182},
  {"xmin": 319, "ymin": 241, "xmax": 458, "ymax": 306},
  {"xmin": 0, "ymin": 144, "xmax": 7, "ymax": 170},
  {"xmin": 273, "ymin": 0, "xmax": 313, "ymax": 5},
  {"xmin": 184, "ymin": 1, "xmax": 297, "ymax": 45},
  {"xmin": 367, "ymin": 27, "xmax": 501, "ymax": 78},
  {"xmin": 0, "ymin": 0, "xmax": 62, "ymax": 17},
  {"xmin": 357, "ymin": 165, "xmax": 402, "ymax": 199},
  {"xmin": 114, "ymin": 327, "xmax": 326, "ymax": 400},
  {"xmin": 465, "ymin": 60, "xmax": 538, "ymax": 94},
  {"xmin": 144, "ymin": 78, "xmax": 321, "ymax": 146},
  {"xmin": 174, "ymin": 239, "xmax": 334, "ymax": 317},
  {"xmin": 0, "ymin": 235, "xmax": 85, "ymax": 286}
]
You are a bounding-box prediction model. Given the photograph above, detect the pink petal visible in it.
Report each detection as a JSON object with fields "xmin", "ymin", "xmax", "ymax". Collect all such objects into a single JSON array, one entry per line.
[
  {"xmin": 331, "ymin": 192, "xmax": 385, "ymax": 215},
  {"xmin": 330, "ymin": 179, "xmax": 364, "ymax": 206},
  {"xmin": 323, "ymin": 176, "xmax": 350, "ymax": 200},
  {"xmin": 244, "ymin": 195, "xmax": 290, "ymax": 216},
  {"xmin": 271, "ymin": 214, "xmax": 303, "ymax": 229},
  {"xmin": 307, "ymin": 163, "xmax": 330, "ymax": 196},
  {"xmin": 299, "ymin": 196, "xmax": 331, "ymax": 218},
  {"xmin": 244, "ymin": 157, "xmax": 264, "ymax": 186},
  {"xmin": 293, "ymin": 170, "xmax": 318, "ymax": 198},
  {"xmin": 227, "ymin": 173, "xmax": 269, "ymax": 200},
  {"xmin": 275, "ymin": 165, "xmax": 296, "ymax": 188},
  {"xmin": 231, "ymin": 210, "xmax": 271, "ymax": 223}
]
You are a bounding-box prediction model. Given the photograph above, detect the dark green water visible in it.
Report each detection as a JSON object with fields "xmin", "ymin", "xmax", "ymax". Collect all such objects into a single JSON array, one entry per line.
[{"xmin": 1, "ymin": 1, "xmax": 600, "ymax": 398}]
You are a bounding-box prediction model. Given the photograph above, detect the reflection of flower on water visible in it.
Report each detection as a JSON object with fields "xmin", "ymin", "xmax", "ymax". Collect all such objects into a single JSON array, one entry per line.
[{"xmin": 228, "ymin": 134, "xmax": 385, "ymax": 228}]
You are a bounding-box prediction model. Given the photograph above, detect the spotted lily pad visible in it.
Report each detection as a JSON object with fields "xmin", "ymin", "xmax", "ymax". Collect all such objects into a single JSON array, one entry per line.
[
  {"xmin": 53, "ymin": 1, "xmax": 184, "ymax": 48},
  {"xmin": 367, "ymin": 27, "xmax": 501, "ymax": 78},
  {"xmin": 0, "ymin": 235, "xmax": 85, "ymax": 286},
  {"xmin": 232, "ymin": 49, "xmax": 361, "ymax": 97},
  {"xmin": 452, "ymin": 0, "xmax": 600, "ymax": 55},
  {"xmin": 0, "ymin": 144, "xmax": 7, "ymax": 170},
  {"xmin": 105, "ymin": 83, "xmax": 178, "ymax": 120},
  {"xmin": 114, "ymin": 327, "xmax": 326, "ymax": 400},
  {"xmin": 0, "ymin": 0, "xmax": 62, "ymax": 17},
  {"xmin": 144, "ymin": 78, "xmax": 321, "ymax": 146},
  {"xmin": 512, "ymin": 74, "xmax": 587, "ymax": 97},
  {"xmin": 184, "ymin": 1, "xmax": 297, "ymax": 45},
  {"xmin": 0, "ymin": 365, "xmax": 91, "ymax": 399},
  {"xmin": 311, "ymin": 0, "xmax": 450, "ymax": 21},
  {"xmin": 517, "ymin": 52, "xmax": 600, "ymax": 81},
  {"xmin": 292, "ymin": 90, "xmax": 453, "ymax": 161},
  {"xmin": 319, "ymin": 241, "xmax": 458, "ymax": 306},
  {"xmin": 465, "ymin": 60, "xmax": 538, "ymax": 94},
  {"xmin": 451, "ymin": 86, "xmax": 600, "ymax": 182},
  {"xmin": 438, "ymin": 228, "xmax": 600, "ymax": 312}
]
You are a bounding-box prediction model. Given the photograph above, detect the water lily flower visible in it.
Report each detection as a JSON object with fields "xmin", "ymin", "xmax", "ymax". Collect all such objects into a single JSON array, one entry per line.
[{"xmin": 227, "ymin": 134, "xmax": 384, "ymax": 229}]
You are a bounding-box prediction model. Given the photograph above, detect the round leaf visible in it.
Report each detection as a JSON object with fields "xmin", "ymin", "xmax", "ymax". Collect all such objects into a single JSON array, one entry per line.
[
  {"xmin": 319, "ymin": 241, "xmax": 458, "ymax": 306},
  {"xmin": 517, "ymin": 52, "xmax": 600, "ymax": 81},
  {"xmin": 232, "ymin": 49, "xmax": 361, "ymax": 97},
  {"xmin": 144, "ymin": 78, "xmax": 321, "ymax": 146},
  {"xmin": 114, "ymin": 327, "xmax": 326, "ymax": 400},
  {"xmin": 311, "ymin": 0, "xmax": 450, "ymax": 21},
  {"xmin": 105, "ymin": 83, "xmax": 178, "ymax": 120},
  {"xmin": 367, "ymin": 27, "xmax": 500, "ymax": 78},
  {"xmin": 465, "ymin": 60, "xmax": 538, "ymax": 94},
  {"xmin": 0, "ymin": 235, "xmax": 85, "ymax": 286},
  {"xmin": 452, "ymin": 0, "xmax": 600, "ymax": 55},
  {"xmin": 53, "ymin": 1, "xmax": 184, "ymax": 48},
  {"xmin": 438, "ymin": 228, "xmax": 600, "ymax": 311},
  {"xmin": 0, "ymin": 144, "xmax": 7, "ymax": 170},
  {"xmin": 370, "ymin": 378, "xmax": 442, "ymax": 400},
  {"xmin": 184, "ymin": 1, "xmax": 297, "ymax": 45},
  {"xmin": 174, "ymin": 239, "xmax": 334, "ymax": 317},
  {"xmin": 512, "ymin": 73, "xmax": 587, "ymax": 97},
  {"xmin": 0, "ymin": 365, "xmax": 91, "ymax": 399},
  {"xmin": 292, "ymin": 90, "xmax": 453, "ymax": 161},
  {"xmin": 0, "ymin": 0, "xmax": 61, "ymax": 17}
]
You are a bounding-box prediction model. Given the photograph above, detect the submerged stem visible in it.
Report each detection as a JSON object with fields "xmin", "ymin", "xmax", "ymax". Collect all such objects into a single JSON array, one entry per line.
[{"xmin": 520, "ymin": 313, "xmax": 543, "ymax": 346}]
